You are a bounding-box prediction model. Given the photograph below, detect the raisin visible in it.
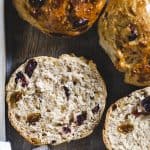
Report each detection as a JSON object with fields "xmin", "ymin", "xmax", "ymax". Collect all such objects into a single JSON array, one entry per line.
[
  {"xmin": 51, "ymin": 140, "xmax": 56, "ymax": 144},
  {"xmin": 10, "ymin": 92, "xmax": 22, "ymax": 107},
  {"xmin": 63, "ymin": 86, "xmax": 70, "ymax": 100},
  {"xmin": 117, "ymin": 123, "xmax": 134, "ymax": 134},
  {"xmin": 29, "ymin": 0, "xmax": 45, "ymax": 8},
  {"xmin": 73, "ymin": 81, "xmax": 77, "ymax": 85},
  {"xmin": 92, "ymin": 105, "xmax": 100, "ymax": 114},
  {"xmin": 72, "ymin": 18, "xmax": 89, "ymax": 28},
  {"xmin": 42, "ymin": 133, "xmax": 47, "ymax": 136},
  {"xmin": 15, "ymin": 114, "xmax": 21, "ymax": 121},
  {"xmin": 77, "ymin": 111, "xmax": 87, "ymax": 126},
  {"xmin": 27, "ymin": 113, "xmax": 41, "ymax": 125},
  {"xmin": 90, "ymin": 96, "xmax": 94, "ymax": 100},
  {"xmin": 62, "ymin": 126, "xmax": 71, "ymax": 134},
  {"xmin": 112, "ymin": 104, "xmax": 117, "ymax": 111},
  {"xmin": 128, "ymin": 24, "xmax": 138, "ymax": 41},
  {"xmin": 141, "ymin": 96, "xmax": 150, "ymax": 112},
  {"xmin": 10, "ymin": 92, "xmax": 22, "ymax": 103},
  {"xmin": 25, "ymin": 59, "xmax": 37, "ymax": 78},
  {"xmin": 68, "ymin": 2, "xmax": 88, "ymax": 29},
  {"xmin": 15, "ymin": 72, "xmax": 28, "ymax": 87}
]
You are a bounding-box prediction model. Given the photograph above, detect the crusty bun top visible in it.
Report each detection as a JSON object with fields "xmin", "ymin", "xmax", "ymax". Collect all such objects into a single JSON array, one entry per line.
[
  {"xmin": 98, "ymin": 0, "xmax": 150, "ymax": 86},
  {"xmin": 13, "ymin": 0, "xmax": 106, "ymax": 36}
]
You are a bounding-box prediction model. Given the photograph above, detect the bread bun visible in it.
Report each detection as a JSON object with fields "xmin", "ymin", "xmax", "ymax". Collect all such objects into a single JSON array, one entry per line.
[
  {"xmin": 98, "ymin": 0, "xmax": 150, "ymax": 86},
  {"xmin": 103, "ymin": 87, "xmax": 150, "ymax": 150},
  {"xmin": 6, "ymin": 54, "xmax": 107, "ymax": 145},
  {"xmin": 13, "ymin": 0, "xmax": 106, "ymax": 36}
]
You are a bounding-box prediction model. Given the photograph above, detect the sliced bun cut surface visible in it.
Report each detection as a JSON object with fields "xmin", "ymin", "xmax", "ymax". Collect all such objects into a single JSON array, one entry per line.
[
  {"xmin": 103, "ymin": 87, "xmax": 150, "ymax": 150},
  {"xmin": 6, "ymin": 54, "xmax": 107, "ymax": 145}
]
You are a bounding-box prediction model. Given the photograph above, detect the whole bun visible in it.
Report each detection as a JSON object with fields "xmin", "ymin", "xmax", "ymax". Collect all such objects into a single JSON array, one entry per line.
[
  {"xmin": 98, "ymin": 0, "xmax": 150, "ymax": 86},
  {"xmin": 13, "ymin": 0, "xmax": 106, "ymax": 36}
]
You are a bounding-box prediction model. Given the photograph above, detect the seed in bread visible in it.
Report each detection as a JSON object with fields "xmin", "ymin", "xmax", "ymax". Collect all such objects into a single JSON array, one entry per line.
[
  {"xmin": 13, "ymin": 0, "xmax": 106, "ymax": 36},
  {"xmin": 6, "ymin": 54, "xmax": 107, "ymax": 145},
  {"xmin": 98, "ymin": 0, "xmax": 150, "ymax": 86},
  {"xmin": 103, "ymin": 87, "xmax": 150, "ymax": 150}
]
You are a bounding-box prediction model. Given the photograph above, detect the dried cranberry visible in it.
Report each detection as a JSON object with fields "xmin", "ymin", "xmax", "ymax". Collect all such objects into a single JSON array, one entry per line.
[
  {"xmin": 141, "ymin": 96, "xmax": 150, "ymax": 112},
  {"xmin": 92, "ymin": 105, "xmax": 100, "ymax": 114},
  {"xmin": 77, "ymin": 111, "xmax": 87, "ymax": 126},
  {"xmin": 62, "ymin": 127, "xmax": 71, "ymax": 134},
  {"xmin": 15, "ymin": 72, "xmax": 28, "ymax": 87},
  {"xmin": 128, "ymin": 24, "xmax": 138, "ymax": 41},
  {"xmin": 132, "ymin": 109, "xmax": 141, "ymax": 117},
  {"xmin": 29, "ymin": 0, "xmax": 45, "ymax": 8},
  {"xmin": 63, "ymin": 86, "xmax": 70, "ymax": 100},
  {"xmin": 25, "ymin": 59, "xmax": 37, "ymax": 78},
  {"xmin": 134, "ymin": 111, "xmax": 149, "ymax": 117},
  {"xmin": 132, "ymin": 106, "xmax": 150, "ymax": 117}
]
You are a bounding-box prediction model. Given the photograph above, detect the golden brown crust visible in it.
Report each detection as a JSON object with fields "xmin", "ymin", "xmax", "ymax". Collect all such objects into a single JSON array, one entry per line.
[
  {"xmin": 103, "ymin": 104, "xmax": 113, "ymax": 150},
  {"xmin": 99, "ymin": 0, "xmax": 150, "ymax": 86},
  {"xmin": 13, "ymin": 0, "xmax": 106, "ymax": 36}
]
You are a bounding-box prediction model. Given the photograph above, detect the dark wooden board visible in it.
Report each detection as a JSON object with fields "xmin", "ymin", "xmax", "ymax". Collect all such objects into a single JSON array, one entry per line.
[{"xmin": 5, "ymin": 0, "xmax": 139, "ymax": 149}]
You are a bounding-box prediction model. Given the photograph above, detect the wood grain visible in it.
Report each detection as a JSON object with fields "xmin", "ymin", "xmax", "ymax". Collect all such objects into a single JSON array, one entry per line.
[{"xmin": 5, "ymin": 0, "xmax": 138, "ymax": 149}]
